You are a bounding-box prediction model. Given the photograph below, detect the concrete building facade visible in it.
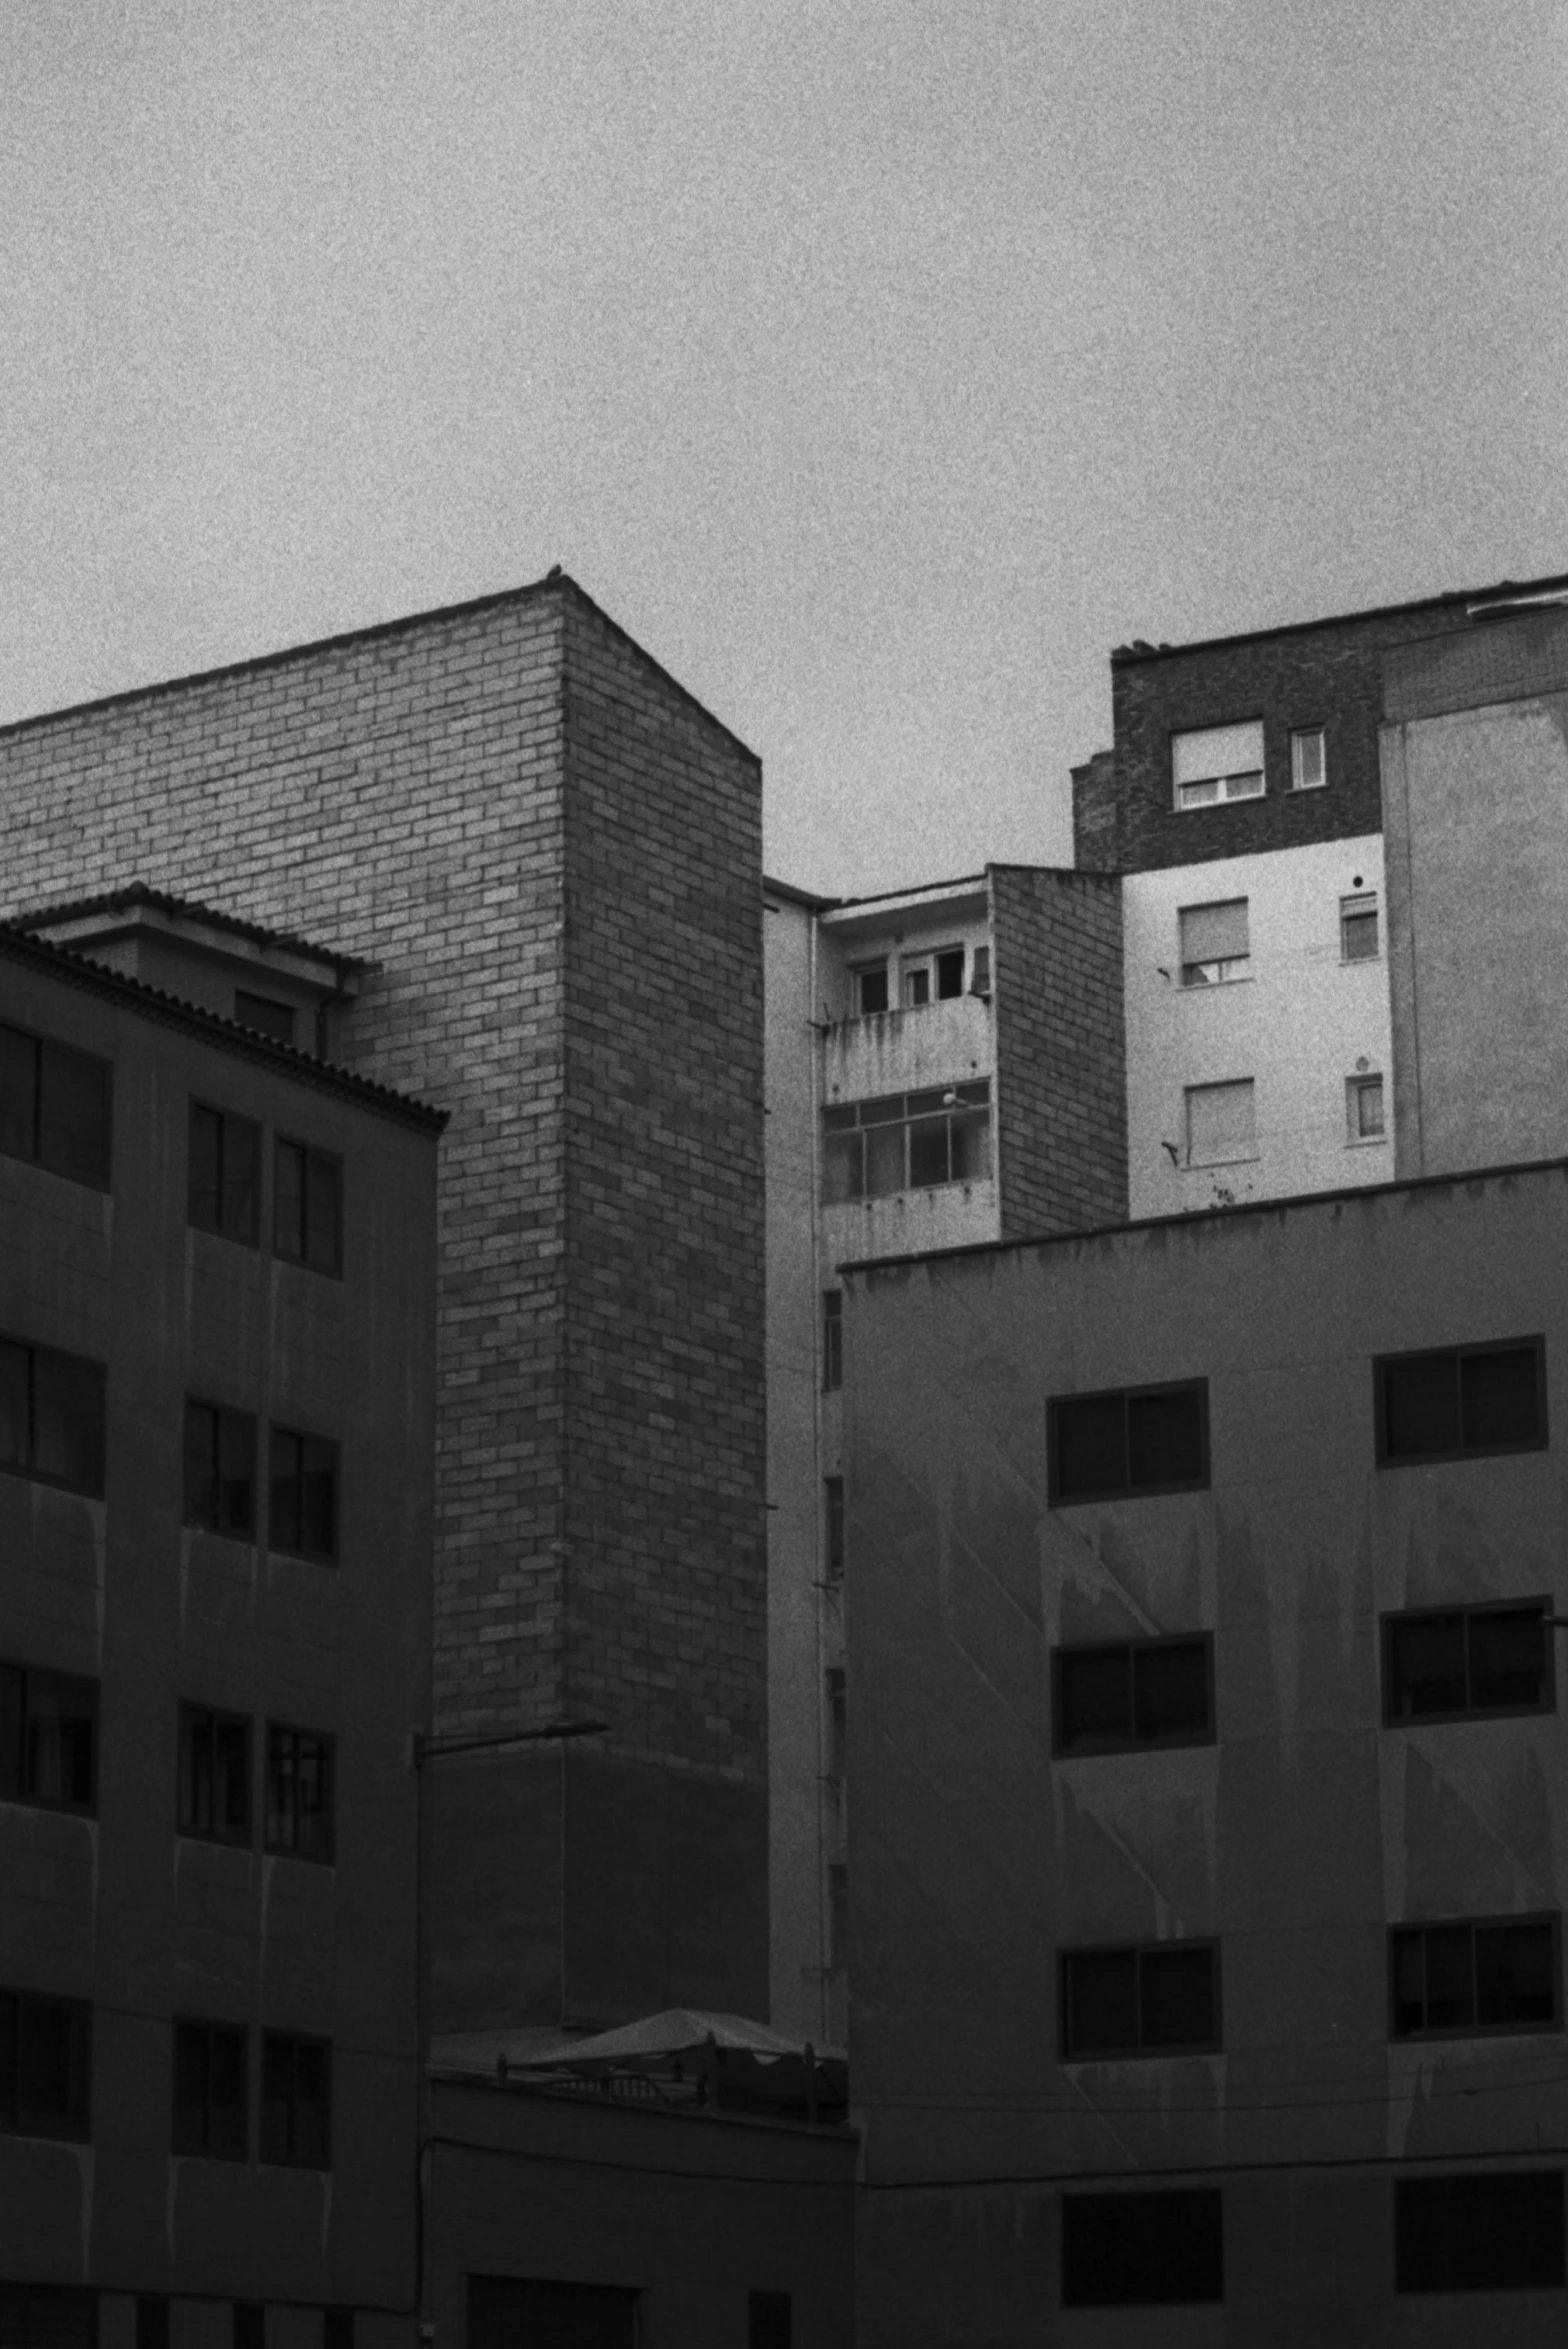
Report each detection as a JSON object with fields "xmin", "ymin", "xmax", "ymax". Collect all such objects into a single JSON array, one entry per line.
[
  {"xmin": 0, "ymin": 576, "xmax": 769, "ymax": 2037},
  {"xmin": 843, "ymin": 1160, "xmax": 1568, "ymax": 2342},
  {"xmin": 0, "ymin": 923, "xmax": 440, "ymax": 2349}
]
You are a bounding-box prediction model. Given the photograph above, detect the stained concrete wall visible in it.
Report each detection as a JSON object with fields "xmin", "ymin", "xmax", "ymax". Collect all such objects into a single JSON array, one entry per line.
[
  {"xmin": 1382, "ymin": 609, "xmax": 1568, "ymax": 1182},
  {"xmin": 844, "ymin": 1164, "xmax": 1568, "ymax": 2343},
  {"xmin": 0, "ymin": 943, "xmax": 436, "ymax": 2324}
]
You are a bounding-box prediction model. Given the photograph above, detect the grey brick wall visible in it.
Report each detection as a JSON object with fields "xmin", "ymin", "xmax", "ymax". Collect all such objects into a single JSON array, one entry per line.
[{"xmin": 989, "ymin": 865, "xmax": 1127, "ymax": 1240}]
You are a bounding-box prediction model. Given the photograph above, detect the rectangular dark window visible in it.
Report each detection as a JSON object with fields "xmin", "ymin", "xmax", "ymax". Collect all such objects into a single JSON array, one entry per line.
[
  {"xmin": 269, "ymin": 1426, "xmax": 339, "ymax": 1561},
  {"xmin": 0, "ymin": 1021, "xmax": 111, "ymax": 1189},
  {"xmin": 136, "ymin": 2300, "xmax": 170, "ymax": 2349},
  {"xmin": 188, "ymin": 1104, "xmax": 260, "ymax": 1245},
  {"xmin": 821, "ymin": 1082, "xmax": 991, "ymax": 1202},
  {"xmin": 1376, "ymin": 1338, "xmax": 1547, "ymax": 1466},
  {"xmin": 183, "ymin": 1402, "xmax": 257, "ymax": 1538},
  {"xmin": 1061, "ymin": 1942, "xmax": 1219, "ymax": 2059},
  {"xmin": 469, "ymin": 2280, "xmax": 639, "ymax": 2349},
  {"xmin": 1385, "ymin": 1601, "xmax": 1551, "ymax": 1722},
  {"xmin": 1062, "ymin": 2188, "xmax": 1224, "ymax": 2306},
  {"xmin": 0, "ymin": 1663, "xmax": 97, "ymax": 1812},
  {"xmin": 178, "ymin": 1706, "xmax": 250, "ymax": 1844},
  {"xmin": 173, "ymin": 2019, "xmax": 246, "ymax": 2158},
  {"xmin": 822, "ymin": 1290, "xmax": 843, "ymax": 1392},
  {"xmin": 234, "ymin": 991, "xmax": 296, "ymax": 1046},
  {"xmin": 265, "ymin": 1724, "xmax": 334, "ymax": 1862},
  {"xmin": 274, "ymin": 1139, "xmax": 343, "ymax": 1276},
  {"xmin": 1049, "ymin": 1381, "xmax": 1209, "ymax": 1505},
  {"xmin": 321, "ymin": 2316, "xmax": 354, "ymax": 2349},
  {"xmin": 748, "ymin": 2293, "xmax": 792, "ymax": 2349},
  {"xmin": 260, "ymin": 2031, "xmax": 331, "ymax": 2167},
  {"xmin": 1054, "ymin": 1636, "xmax": 1213, "ymax": 1756},
  {"xmin": 232, "ymin": 2310, "xmax": 263, "ymax": 2349},
  {"xmin": 1391, "ymin": 1917, "xmax": 1558, "ymax": 2038},
  {"xmin": 824, "ymin": 1476, "xmax": 844, "ymax": 1582},
  {"xmin": 0, "ymin": 1336, "xmax": 106, "ymax": 1497},
  {"xmin": 827, "ymin": 1862, "xmax": 849, "ymax": 1972},
  {"xmin": 0, "ymin": 1988, "xmax": 91, "ymax": 2141},
  {"xmin": 1396, "ymin": 2171, "xmax": 1564, "ymax": 2293}
]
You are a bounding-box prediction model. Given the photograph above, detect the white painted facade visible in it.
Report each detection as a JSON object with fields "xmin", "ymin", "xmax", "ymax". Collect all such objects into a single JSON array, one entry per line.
[{"xmin": 1122, "ymin": 834, "xmax": 1394, "ymax": 1220}]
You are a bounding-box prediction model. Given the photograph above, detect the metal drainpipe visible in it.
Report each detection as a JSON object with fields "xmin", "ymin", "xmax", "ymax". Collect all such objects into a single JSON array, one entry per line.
[{"xmin": 807, "ymin": 909, "xmax": 832, "ymax": 2047}]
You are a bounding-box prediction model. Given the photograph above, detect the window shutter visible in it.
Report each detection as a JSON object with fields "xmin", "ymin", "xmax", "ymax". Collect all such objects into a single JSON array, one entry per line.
[
  {"xmin": 1179, "ymin": 901, "xmax": 1249, "ymax": 964},
  {"xmin": 1186, "ymin": 1080, "xmax": 1255, "ymax": 1164},
  {"xmin": 1172, "ymin": 722, "xmax": 1263, "ymax": 786}
]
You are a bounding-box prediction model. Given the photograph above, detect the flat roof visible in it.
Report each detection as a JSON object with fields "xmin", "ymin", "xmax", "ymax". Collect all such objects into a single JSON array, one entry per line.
[
  {"xmin": 1110, "ymin": 566, "xmax": 1568, "ymax": 666},
  {"xmin": 840, "ymin": 1150, "xmax": 1568, "ymax": 1280},
  {"xmin": 0, "ymin": 923, "xmax": 447, "ymax": 1134}
]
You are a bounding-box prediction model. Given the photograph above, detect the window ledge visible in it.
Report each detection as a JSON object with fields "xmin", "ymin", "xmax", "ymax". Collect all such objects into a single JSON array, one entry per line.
[
  {"xmin": 1346, "ymin": 1135, "xmax": 1388, "ymax": 1149},
  {"xmin": 1178, "ymin": 975, "xmax": 1254, "ymax": 991},
  {"xmin": 1183, "ymin": 1154, "xmax": 1261, "ymax": 1173}
]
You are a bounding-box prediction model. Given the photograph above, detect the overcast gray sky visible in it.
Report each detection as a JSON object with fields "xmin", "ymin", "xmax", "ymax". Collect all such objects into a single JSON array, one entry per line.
[{"xmin": 4, "ymin": 1, "xmax": 1565, "ymax": 896}]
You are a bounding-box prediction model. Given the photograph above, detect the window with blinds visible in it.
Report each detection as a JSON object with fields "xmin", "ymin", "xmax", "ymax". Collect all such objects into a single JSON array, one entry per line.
[
  {"xmin": 1171, "ymin": 722, "xmax": 1264, "ymax": 809},
  {"xmin": 1185, "ymin": 1080, "xmax": 1256, "ymax": 1168},
  {"xmin": 1179, "ymin": 900, "xmax": 1250, "ymax": 986}
]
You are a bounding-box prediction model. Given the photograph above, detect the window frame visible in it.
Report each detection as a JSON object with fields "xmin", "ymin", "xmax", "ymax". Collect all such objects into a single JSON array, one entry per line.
[
  {"xmin": 183, "ymin": 1400, "xmax": 258, "ymax": 1539},
  {"xmin": 1346, "ymin": 1073, "xmax": 1386, "ymax": 1145},
  {"xmin": 823, "ymin": 1475, "xmax": 845, "ymax": 1582},
  {"xmin": 273, "ymin": 1136, "xmax": 344, "ymax": 1279},
  {"xmin": 1390, "ymin": 1914, "xmax": 1560, "ymax": 2042},
  {"xmin": 1183, "ymin": 1078, "xmax": 1258, "ymax": 1169},
  {"xmin": 1047, "ymin": 1379, "xmax": 1211, "ymax": 1508},
  {"xmin": 177, "ymin": 1704, "xmax": 252, "ymax": 1848},
  {"xmin": 0, "ymin": 1662, "xmax": 99, "ymax": 1814},
  {"xmin": 1171, "ymin": 719, "xmax": 1265, "ymax": 812},
  {"xmin": 1053, "ymin": 1633, "xmax": 1215, "ymax": 1757},
  {"xmin": 850, "ymin": 961, "xmax": 889, "ymax": 1018},
  {"xmin": 187, "ymin": 1102, "xmax": 262, "ymax": 1248},
  {"xmin": 1061, "ymin": 2186, "xmax": 1225, "ymax": 2307},
  {"xmin": 264, "ymin": 1721, "xmax": 336, "ymax": 1864},
  {"xmin": 821, "ymin": 1082, "xmax": 992, "ymax": 1204},
  {"xmin": 821, "ymin": 1291, "xmax": 843, "ymax": 1393},
  {"xmin": 172, "ymin": 2017, "xmax": 248, "ymax": 2160},
  {"xmin": 1290, "ymin": 726, "xmax": 1327, "ymax": 792},
  {"xmin": 1383, "ymin": 1598, "xmax": 1554, "ymax": 1726},
  {"xmin": 1177, "ymin": 899, "xmax": 1251, "ymax": 989},
  {"xmin": 0, "ymin": 1020, "xmax": 113, "ymax": 1191},
  {"xmin": 0, "ymin": 1986, "xmax": 92, "ymax": 2143},
  {"xmin": 233, "ymin": 991, "xmax": 298, "ymax": 1046},
  {"xmin": 260, "ymin": 2029, "xmax": 332, "ymax": 2168},
  {"xmin": 268, "ymin": 1424, "xmax": 340, "ymax": 1564},
  {"xmin": 1374, "ymin": 1337, "xmax": 1548, "ymax": 1469},
  {"xmin": 1394, "ymin": 2170, "xmax": 1565, "ymax": 2295},
  {"xmin": 1340, "ymin": 892, "xmax": 1381, "ymax": 963},
  {"xmin": 1059, "ymin": 1939, "xmax": 1222, "ymax": 2062},
  {"xmin": 0, "ymin": 1334, "xmax": 107, "ymax": 1498}
]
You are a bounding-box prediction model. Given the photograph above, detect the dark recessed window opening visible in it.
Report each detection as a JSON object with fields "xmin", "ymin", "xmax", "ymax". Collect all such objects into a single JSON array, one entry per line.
[
  {"xmin": 0, "ymin": 1022, "xmax": 111, "ymax": 1189},
  {"xmin": 321, "ymin": 2314, "xmax": 355, "ymax": 2349},
  {"xmin": 852, "ymin": 962, "xmax": 889, "ymax": 1017},
  {"xmin": 824, "ymin": 1476, "xmax": 844, "ymax": 1582},
  {"xmin": 1391, "ymin": 1918, "xmax": 1558, "ymax": 2038},
  {"xmin": 265, "ymin": 1724, "xmax": 334, "ymax": 1863},
  {"xmin": 1055, "ymin": 1636, "xmax": 1213, "ymax": 1755},
  {"xmin": 822, "ymin": 1290, "xmax": 843, "ymax": 1392},
  {"xmin": 1396, "ymin": 2171, "xmax": 1565, "ymax": 2293},
  {"xmin": 188, "ymin": 1104, "xmax": 261, "ymax": 1245},
  {"xmin": 0, "ymin": 1663, "xmax": 98, "ymax": 1812},
  {"xmin": 233, "ymin": 991, "xmax": 297, "ymax": 1046},
  {"xmin": 183, "ymin": 1402, "xmax": 256, "ymax": 1538},
  {"xmin": 1376, "ymin": 1339, "xmax": 1546, "ymax": 1466},
  {"xmin": 1062, "ymin": 2188, "xmax": 1224, "ymax": 2306},
  {"xmin": 261, "ymin": 2031, "xmax": 331, "ymax": 2167},
  {"xmin": 1385, "ymin": 1603, "xmax": 1551, "ymax": 1722},
  {"xmin": 0, "ymin": 1988, "xmax": 92, "ymax": 2142},
  {"xmin": 269, "ymin": 1427, "xmax": 339, "ymax": 1562},
  {"xmin": 748, "ymin": 2291, "xmax": 792, "ymax": 2349},
  {"xmin": 231, "ymin": 2309, "xmax": 263, "ymax": 2349},
  {"xmin": 136, "ymin": 2299, "xmax": 171, "ymax": 2349},
  {"xmin": 274, "ymin": 1139, "xmax": 343, "ymax": 1276},
  {"xmin": 1049, "ymin": 1381, "xmax": 1209, "ymax": 1505},
  {"xmin": 173, "ymin": 2019, "xmax": 247, "ymax": 2158},
  {"xmin": 1061, "ymin": 1943, "xmax": 1219, "ymax": 2059},
  {"xmin": 178, "ymin": 1706, "xmax": 250, "ymax": 1845},
  {"xmin": 0, "ymin": 1336, "xmax": 106, "ymax": 1497}
]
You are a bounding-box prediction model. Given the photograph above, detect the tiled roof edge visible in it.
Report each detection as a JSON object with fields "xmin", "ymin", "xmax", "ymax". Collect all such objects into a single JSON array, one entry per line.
[{"xmin": 15, "ymin": 881, "xmax": 373, "ymax": 972}]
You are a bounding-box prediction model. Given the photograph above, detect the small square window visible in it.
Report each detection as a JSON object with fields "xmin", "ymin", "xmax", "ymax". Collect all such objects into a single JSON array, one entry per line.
[
  {"xmin": 173, "ymin": 2020, "xmax": 247, "ymax": 2158},
  {"xmin": 1179, "ymin": 900, "xmax": 1249, "ymax": 987},
  {"xmin": 1290, "ymin": 728, "xmax": 1327, "ymax": 791},
  {"xmin": 852, "ymin": 963, "xmax": 889, "ymax": 1017},
  {"xmin": 189, "ymin": 1105, "xmax": 261, "ymax": 1246},
  {"xmin": 1341, "ymin": 893, "xmax": 1379, "ymax": 961},
  {"xmin": 1347, "ymin": 1074, "xmax": 1386, "ymax": 1142},
  {"xmin": 178, "ymin": 1706, "xmax": 251, "ymax": 1845},
  {"xmin": 1185, "ymin": 1079, "xmax": 1256, "ymax": 1168}
]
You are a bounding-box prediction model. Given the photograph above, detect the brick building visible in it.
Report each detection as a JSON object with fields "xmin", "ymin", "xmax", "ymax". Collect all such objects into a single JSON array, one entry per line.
[
  {"xmin": 0, "ymin": 921, "xmax": 440, "ymax": 2349},
  {"xmin": 0, "ymin": 575, "xmax": 769, "ymax": 2037}
]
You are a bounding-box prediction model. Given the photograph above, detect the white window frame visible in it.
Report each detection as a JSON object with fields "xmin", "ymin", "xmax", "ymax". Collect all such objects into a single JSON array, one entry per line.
[
  {"xmin": 1340, "ymin": 894, "xmax": 1380, "ymax": 963},
  {"xmin": 1290, "ymin": 728, "xmax": 1327, "ymax": 791},
  {"xmin": 1172, "ymin": 721, "xmax": 1265, "ymax": 811},
  {"xmin": 1347, "ymin": 1073, "xmax": 1387, "ymax": 1145},
  {"xmin": 1178, "ymin": 899, "xmax": 1251, "ymax": 988}
]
